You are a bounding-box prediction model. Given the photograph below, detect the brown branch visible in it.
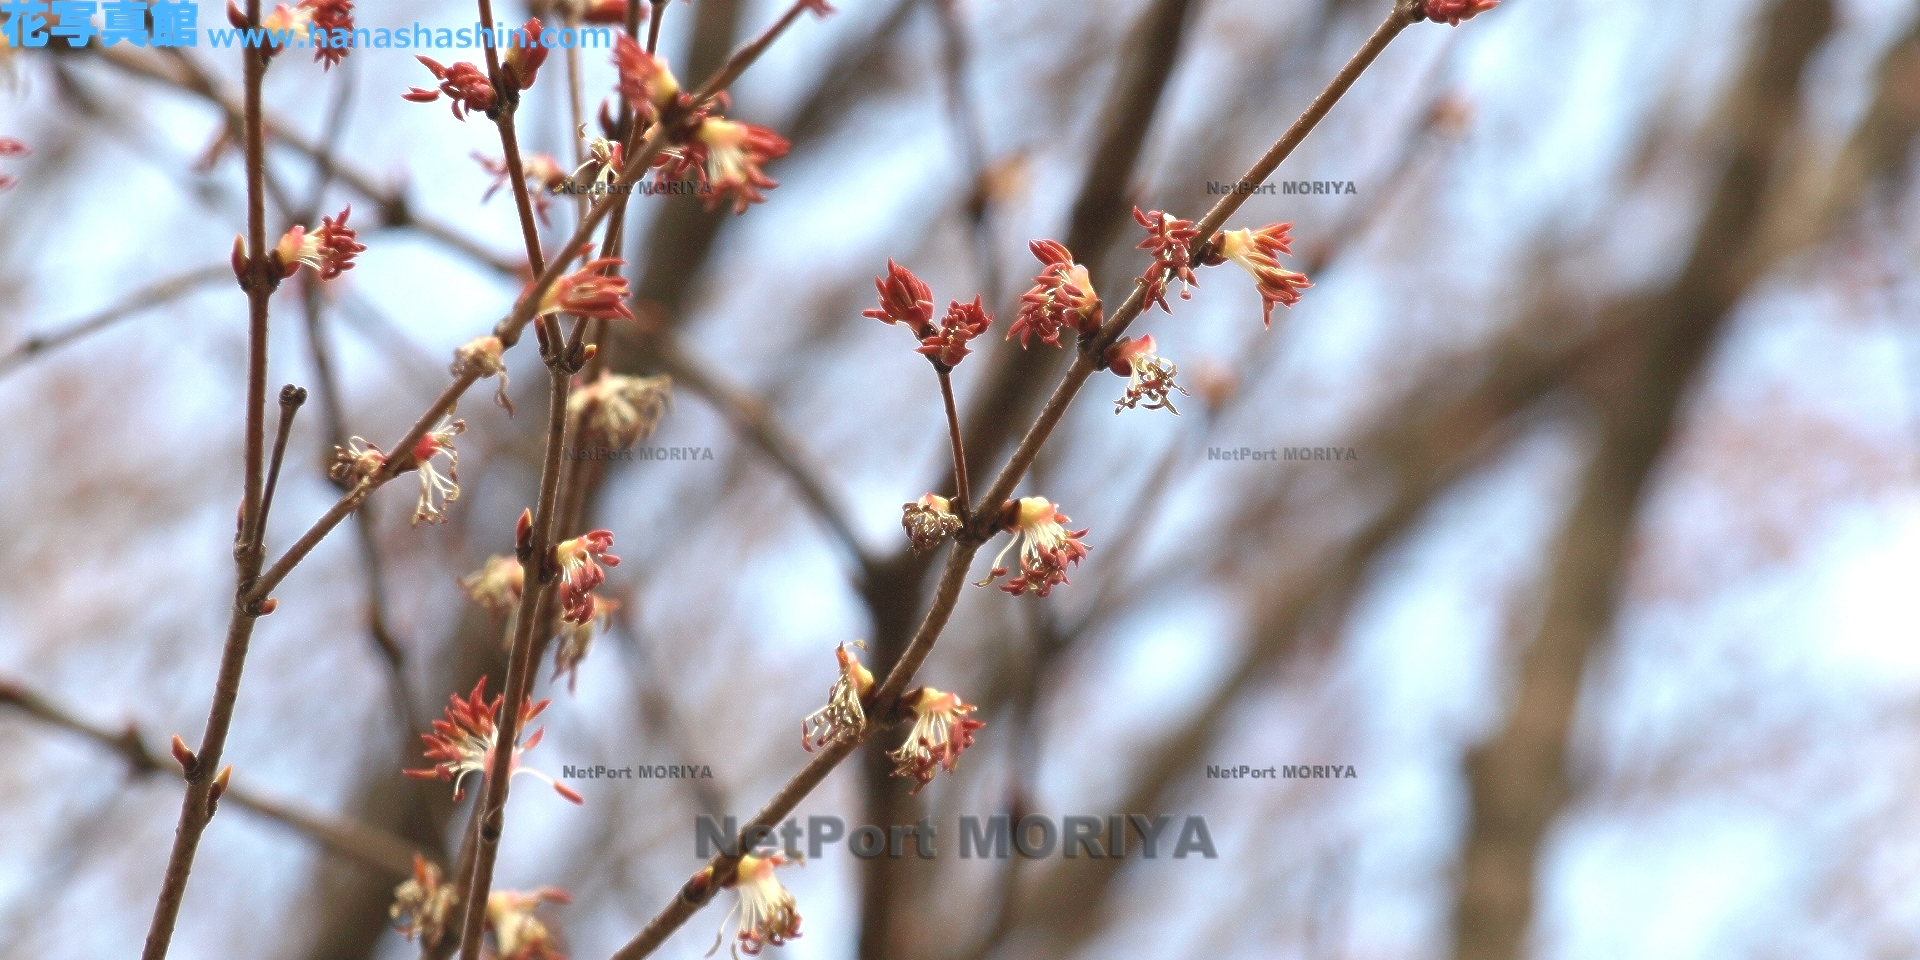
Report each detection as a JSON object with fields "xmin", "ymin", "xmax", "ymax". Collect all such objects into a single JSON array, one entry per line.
[
  {"xmin": 0, "ymin": 265, "xmax": 230, "ymax": 378},
  {"xmin": 0, "ymin": 679, "xmax": 421, "ymax": 879}
]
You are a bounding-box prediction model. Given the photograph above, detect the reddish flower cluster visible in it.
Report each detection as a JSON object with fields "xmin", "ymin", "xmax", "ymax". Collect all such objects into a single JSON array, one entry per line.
[
  {"xmin": 1009, "ymin": 240, "xmax": 1101, "ymax": 348},
  {"xmin": 1134, "ymin": 207, "xmax": 1201, "ymax": 314},
  {"xmin": 979, "ymin": 496, "xmax": 1091, "ymax": 597},
  {"xmin": 583, "ymin": 0, "xmax": 638, "ymax": 24},
  {"xmin": 239, "ymin": 0, "xmax": 353, "ymax": 68},
  {"xmin": 1103, "ymin": 334, "xmax": 1189, "ymax": 415},
  {"xmin": 266, "ymin": 206, "xmax": 365, "ymax": 281},
  {"xmin": 863, "ymin": 259, "xmax": 936, "ymax": 335},
  {"xmin": 0, "ymin": 137, "xmax": 29, "ymax": 192},
  {"xmin": 1211, "ymin": 223, "xmax": 1311, "ymax": 328},
  {"xmin": 710, "ymin": 854, "xmax": 803, "ymax": 957},
  {"xmin": 535, "ymin": 253, "xmax": 636, "ymax": 322},
  {"xmin": 888, "ymin": 687, "xmax": 986, "ymax": 793},
  {"xmin": 554, "ymin": 529, "xmax": 620, "ymax": 625},
  {"xmin": 613, "ymin": 35, "xmax": 680, "ymax": 121},
  {"xmin": 502, "ymin": 20, "xmax": 550, "ymax": 94},
  {"xmin": 1425, "ymin": 0, "xmax": 1499, "ymax": 25},
  {"xmin": 671, "ymin": 117, "xmax": 791, "ymax": 214},
  {"xmin": 404, "ymin": 677, "xmax": 583, "ymax": 804},
  {"xmin": 917, "ymin": 296, "xmax": 995, "ymax": 368},
  {"xmin": 306, "ymin": 0, "xmax": 354, "ymax": 68}
]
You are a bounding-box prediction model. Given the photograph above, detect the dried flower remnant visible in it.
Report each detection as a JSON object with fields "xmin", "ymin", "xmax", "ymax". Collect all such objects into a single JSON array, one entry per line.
[
  {"xmin": 704, "ymin": 854, "xmax": 803, "ymax": 957},
  {"xmin": 269, "ymin": 206, "xmax": 365, "ymax": 280},
  {"xmin": 555, "ymin": 530, "xmax": 620, "ymax": 625},
  {"xmin": 802, "ymin": 641, "xmax": 873, "ymax": 751},
  {"xmin": 409, "ymin": 416, "xmax": 465, "ymax": 526},
  {"xmin": 887, "ymin": 686, "xmax": 985, "ymax": 793},
  {"xmin": 329, "ymin": 436, "xmax": 386, "ymax": 486},
  {"xmin": 460, "ymin": 555, "xmax": 525, "ymax": 619},
  {"xmin": 488, "ymin": 887, "xmax": 572, "ymax": 960},
  {"xmin": 405, "ymin": 56, "xmax": 496, "ymax": 120},
  {"xmin": 391, "ymin": 855, "xmax": 457, "ymax": 948},
  {"xmin": 1424, "ymin": 0, "xmax": 1498, "ymax": 25},
  {"xmin": 1210, "ymin": 223, "xmax": 1311, "ymax": 328},
  {"xmin": 453, "ymin": 334, "xmax": 514, "ymax": 414},
  {"xmin": 568, "ymin": 132, "xmax": 625, "ymax": 192},
  {"xmin": 404, "ymin": 677, "xmax": 583, "ymax": 804},
  {"xmin": 568, "ymin": 372, "xmax": 672, "ymax": 447},
  {"xmin": 863, "ymin": 259, "xmax": 936, "ymax": 336},
  {"xmin": 1009, "ymin": 240, "xmax": 1101, "ymax": 348},
  {"xmin": 901, "ymin": 494, "xmax": 962, "ymax": 554},
  {"xmin": 978, "ymin": 496, "xmax": 1091, "ymax": 597},
  {"xmin": 477, "ymin": 152, "xmax": 569, "ymax": 226},
  {"xmin": 916, "ymin": 296, "xmax": 994, "ymax": 368},
  {"xmin": 551, "ymin": 595, "xmax": 618, "ymax": 693},
  {"xmin": 1104, "ymin": 334, "xmax": 1189, "ymax": 415},
  {"xmin": 1134, "ymin": 207, "xmax": 1201, "ymax": 314}
]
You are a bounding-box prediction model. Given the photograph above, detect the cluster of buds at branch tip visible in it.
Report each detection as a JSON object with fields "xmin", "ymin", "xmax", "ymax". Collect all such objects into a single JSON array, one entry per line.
[
  {"xmin": 555, "ymin": 530, "xmax": 620, "ymax": 625},
  {"xmin": 552, "ymin": 595, "xmax": 618, "ymax": 693},
  {"xmin": 1424, "ymin": 0, "xmax": 1498, "ymax": 25},
  {"xmin": 1104, "ymin": 334, "xmax": 1189, "ymax": 415},
  {"xmin": 251, "ymin": 206, "xmax": 364, "ymax": 283},
  {"xmin": 569, "ymin": 372, "xmax": 673, "ymax": 447},
  {"xmin": 460, "ymin": 555, "xmax": 525, "ymax": 619},
  {"xmin": 888, "ymin": 687, "xmax": 985, "ymax": 793},
  {"xmin": 1134, "ymin": 207, "xmax": 1201, "ymax": 314},
  {"xmin": 863, "ymin": 259, "xmax": 936, "ymax": 336},
  {"xmin": 612, "ymin": 35, "xmax": 681, "ymax": 120},
  {"xmin": 229, "ymin": 0, "xmax": 355, "ymax": 68},
  {"xmin": 488, "ymin": 887, "xmax": 572, "ymax": 960},
  {"xmin": 391, "ymin": 855, "xmax": 457, "ymax": 949},
  {"xmin": 802, "ymin": 640, "xmax": 873, "ymax": 751},
  {"xmin": 0, "ymin": 138, "xmax": 27, "ymax": 192},
  {"xmin": 978, "ymin": 496, "xmax": 1091, "ymax": 597},
  {"xmin": 1010, "ymin": 240, "xmax": 1101, "ymax": 348},
  {"xmin": 405, "ymin": 676, "xmax": 584, "ymax": 804},
  {"xmin": 534, "ymin": 249, "xmax": 637, "ymax": 322},
  {"xmin": 408, "ymin": 27, "xmax": 548, "ymax": 123},
  {"xmin": 1209, "ymin": 223, "xmax": 1311, "ymax": 328},
  {"xmin": 703, "ymin": 853, "xmax": 803, "ymax": 957},
  {"xmin": 409, "ymin": 416, "xmax": 465, "ymax": 526},
  {"xmin": 901, "ymin": 494, "xmax": 962, "ymax": 554},
  {"xmin": 453, "ymin": 335, "xmax": 514, "ymax": 414},
  {"xmin": 477, "ymin": 152, "xmax": 569, "ymax": 226},
  {"xmin": 917, "ymin": 296, "xmax": 994, "ymax": 368}
]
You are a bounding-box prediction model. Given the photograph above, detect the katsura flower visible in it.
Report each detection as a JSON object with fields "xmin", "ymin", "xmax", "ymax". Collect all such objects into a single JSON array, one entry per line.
[
  {"xmin": 1134, "ymin": 207, "xmax": 1201, "ymax": 314},
  {"xmin": 405, "ymin": 56, "xmax": 496, "ymax": 120},
  {"xmin": 887, "ymin": 687, "xmax": 985, "ymax": 793},
  {"xmin": 802, "ymin": 641, "xmax": 873, "ymax": 752},
  {"xmin": 410, "ymin": 416, "xmax": 465, "ymax": 527},
  {"xmin": 551, "ymin": 595, "xmax": 617, "ymax": 693},
  {"xmin": 1425, "ymin": 0, "xmax": 1498, "ymax": 25},
  {"xmin": 916, "ymin": 296, "xmax": 994, "ymax": 368},
  {"xmin": 487, "ymin": 887, "xmax": 572, "ymax": 960},
  {"xmin": 584, "ymin": 0, "xmax": 639, "ymax": 24},
  {"xmin": 452, "ymin": 334, "xmax": 514, "ymax": 414},
  {"xmin": 391, "ymin": 855, "xmax": 457, "ymax": 948},
  {"xmin": 901, "ymin": 494, "xmax": 962, "ymax": 554},
  {"xmin": 568, "ymin": 372, "xmax": 673, "ymax": 447},
  {"xmin": 502, "ymin": 18, "xmax": 549, "ymax": 95},
  {"xmin": 862, "ymin": 259, "xmax": 935, "ymax": 335},
  {"xmin": 0, "ymin": 138, "xmax": 28, "ymax": 193},
  {"xmin": 250, "ymin": 0, "xmax": 354, "ymax": 68},
  {"xmin": 1103, "ymin": 334, "xmax": 1189, "ymax": 415},
  {"xmin": 1009, "ymin": 240, "xmax": 1101, "ymax": 348},
  {"xmin": 567, "ymin": 131, "xmax": 625, "ymax": 191},
  {"xmin": 555, "ymin": 530, "xmax": 620, "ymax": 625},
  {"xmin": 270, "ymin": 206, "xmax": 365, "ymax": 281},
  {"xmin": 459, "ymin": 554, "xmax": 525, "ymax": 620},
  {"xmin": 978, "ymin": 496, "xmax": 1091, "ymax": 597},
  {"xmin": 329, "ymin": 436, "xmax": 387, "ymax": 486},
  {"xmin": 536, "ymin": 255, "xmax": 636, "ymax": 322},
  {"xmin": 687, "ymin": 117, "xmax": 790, "ymax": 214},
  {"xmin": 612, "ymin": 34, "xmax": 680, "ymax": 116},
  {"xmin": 1210, "ymin": 223, "xmax": 1311, "ymax": 328},
  {"xmin": 405, "ymin": 677, "xmax": 583, "ymax": 804},
  {"xmin": 710, "ymin": 854, "xmax": 803, "ymax": 958},
  {"xmin": 476, "ymin": 152, "xmax": 569, "ymax": 226}
]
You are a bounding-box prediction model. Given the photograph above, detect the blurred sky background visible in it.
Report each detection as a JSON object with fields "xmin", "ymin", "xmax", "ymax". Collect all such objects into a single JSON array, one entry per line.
[{"xmin": 3, "ymin": 0, "xmax": 1920, "ymax": 958}]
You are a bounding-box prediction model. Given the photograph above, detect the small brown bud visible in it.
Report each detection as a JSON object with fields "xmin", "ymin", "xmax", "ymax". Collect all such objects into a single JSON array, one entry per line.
[{"xmin": 170, "ymin": 735, "xmax": 198, "ymax": 777}]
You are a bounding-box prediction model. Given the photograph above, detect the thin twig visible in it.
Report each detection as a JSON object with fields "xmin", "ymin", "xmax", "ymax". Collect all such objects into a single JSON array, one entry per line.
[{"xmin": 0, "ymin": 265, "xmax": 229, "ymax": 379}]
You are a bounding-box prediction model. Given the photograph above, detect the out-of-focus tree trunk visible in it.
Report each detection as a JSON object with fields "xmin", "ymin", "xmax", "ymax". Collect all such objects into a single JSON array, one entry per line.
[{"xmin": 1446, "ymin": 3, "xmax": 1835, "ymax": 958}]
